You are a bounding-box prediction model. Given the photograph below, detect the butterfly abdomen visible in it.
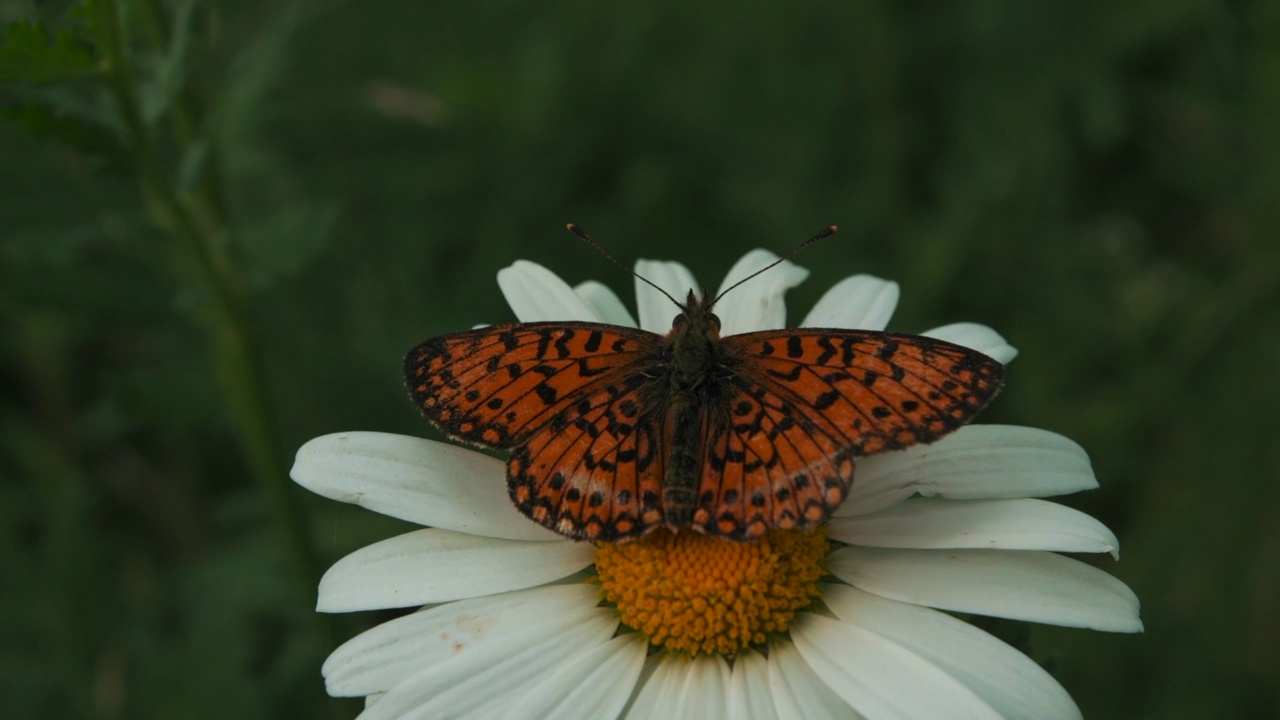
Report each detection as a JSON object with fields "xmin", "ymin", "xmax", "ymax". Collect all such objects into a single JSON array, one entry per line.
[{"xmin": 662, "ymin": 396, "xmax": 702, "ymax": 527}]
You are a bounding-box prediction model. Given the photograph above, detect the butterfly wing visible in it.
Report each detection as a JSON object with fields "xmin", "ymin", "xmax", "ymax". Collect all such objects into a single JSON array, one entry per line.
[
  {"xmin": 507, "ymin": 380, "xmax": 667, "ymax": 540},
  {"xmin": 405, "ymin": 322, "xmax": 657, "ymax": 448},
  {"xmin": 692, "ymin": 330, "xmax": 1005, "ymax": 539},
  {"xmin": 690, "ymin": 380, "xmax": 855, "ymax": 540},
  {"xmin": 405, "ymin": 322, "xmax": 667, "ymax": 540}
]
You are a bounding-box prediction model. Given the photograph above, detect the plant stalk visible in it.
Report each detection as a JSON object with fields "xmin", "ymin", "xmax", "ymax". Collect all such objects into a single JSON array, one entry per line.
[{"xmin": 93, "ymin": 0, "xmax": 324, "ymax": 610}]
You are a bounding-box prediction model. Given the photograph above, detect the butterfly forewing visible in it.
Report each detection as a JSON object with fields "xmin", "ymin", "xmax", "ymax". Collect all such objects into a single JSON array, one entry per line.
[
  {"xmin": 405, "ymin": 323, "xmax": 657, "ymax": 448},
  {"xmin": 726, "ymin": 330, "xmax": 1004, "ymax": 455}
]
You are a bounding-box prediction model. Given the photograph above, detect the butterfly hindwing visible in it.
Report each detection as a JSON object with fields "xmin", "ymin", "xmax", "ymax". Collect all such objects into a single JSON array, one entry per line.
[
  {"xmin": 507, "ymin": 376, "xmax": 666, "ymax": 541},
  {"xmin": 405, "ymin": 322, "xmax": 658, "ymax": 448},
  {"xmin": 692, "ymin": 379, "xmax": 854, "ymax": 540}
]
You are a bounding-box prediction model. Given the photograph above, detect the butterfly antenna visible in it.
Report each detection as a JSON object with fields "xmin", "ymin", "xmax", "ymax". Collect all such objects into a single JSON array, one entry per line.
[
  {"xmin": 710, "ymin": 225, "xmax": 838, "ymax": 306},
  {"xmin": 566, "ymin": 223, "xmax": 685, "ymax": 309}
]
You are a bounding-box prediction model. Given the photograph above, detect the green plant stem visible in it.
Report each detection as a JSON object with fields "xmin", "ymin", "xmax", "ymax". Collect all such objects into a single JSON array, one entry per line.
[
  {"xmin": 132, "ymin": 0, "xmax": 233, "ymax": 232},
  {"xmin": 93, "ymin": 0, "xmax": 323, "ymax": 608}
]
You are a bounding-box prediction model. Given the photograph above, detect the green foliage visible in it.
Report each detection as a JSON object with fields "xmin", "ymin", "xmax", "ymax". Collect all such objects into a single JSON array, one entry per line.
[
  {"xmin": 0, "ymin": 96, "xmax": 127, "ymax": 169},
  {"xmin": 3, "ymin": 0, "xmax": 1280, "ymax": 718},
  {"xmin": 0, "ymin": 18, "xmax": 97, "ymax": 83},
  {"xmin": 0, "ymin": 5, "xmax": 126, "ymax": 165}
]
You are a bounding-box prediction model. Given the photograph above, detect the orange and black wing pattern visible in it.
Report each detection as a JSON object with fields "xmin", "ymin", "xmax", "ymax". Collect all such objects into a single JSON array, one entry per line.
[
  {"xmin": 405, "ymin": 323, "xmax": 656, "ymax": 448},
  {"xmin": 506, "ymin": 377, "xmax": 667, "ymax": 540},
  {"xmin": 692, "ymin": 330, "xmax": 1004, "ymax": 540},
  {"xmin": 405, "ymin": 322, "xmax": 666, "ymax": 540}
]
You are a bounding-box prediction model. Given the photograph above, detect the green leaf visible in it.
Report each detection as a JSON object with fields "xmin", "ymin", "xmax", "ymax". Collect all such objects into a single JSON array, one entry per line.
[{"xmin": 0, "ymin": 20, "xmax": 99, "ymax": 84}]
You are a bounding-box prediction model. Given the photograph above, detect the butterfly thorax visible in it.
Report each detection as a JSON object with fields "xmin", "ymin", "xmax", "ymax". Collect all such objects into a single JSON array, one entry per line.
[
  {"xmin": 665, "ymin": 291, "xmax": 723, "ymax": 393},
  {"xmin": 661, "ymin": 291, "xmax": 728, "ymax": 528}
]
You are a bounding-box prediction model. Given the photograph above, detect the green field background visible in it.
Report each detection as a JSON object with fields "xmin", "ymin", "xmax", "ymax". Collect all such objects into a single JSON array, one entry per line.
[{"xmin": 3, "ymin": 1, "xmax": 1279, "ymax": 718}]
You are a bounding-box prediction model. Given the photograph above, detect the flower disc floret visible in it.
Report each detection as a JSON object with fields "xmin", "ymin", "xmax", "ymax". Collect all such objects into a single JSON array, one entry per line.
[{"xmin": 593, "ymin": 528, "xmax": 828, "ymax": 656}]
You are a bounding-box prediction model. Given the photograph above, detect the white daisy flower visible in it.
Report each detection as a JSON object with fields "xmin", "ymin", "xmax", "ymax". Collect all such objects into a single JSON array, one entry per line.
[{"xmin": 292, "ymin": 250, "xmax": 1142, "ymax": 719}]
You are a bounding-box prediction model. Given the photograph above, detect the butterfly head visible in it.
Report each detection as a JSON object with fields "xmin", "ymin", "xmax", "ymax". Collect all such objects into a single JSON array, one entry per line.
[
  {"xmin": 665, "ymin": 290, "xmax": 724, "ymax": 384},
  {"xmin": 669, "ymin": 289, "xmax": 722, "ymax": 338}
]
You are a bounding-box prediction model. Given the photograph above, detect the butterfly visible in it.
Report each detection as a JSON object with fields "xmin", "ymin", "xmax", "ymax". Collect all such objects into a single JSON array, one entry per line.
[{"xmin": 404, "ymin": 245, "xmax": 1004, "ymax": 543}]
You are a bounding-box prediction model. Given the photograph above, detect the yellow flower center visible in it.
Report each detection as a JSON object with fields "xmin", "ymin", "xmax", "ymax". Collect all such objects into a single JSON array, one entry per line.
[{"xmin": 593, "ymin": 527, "xmax": 829, "ymax": 656}]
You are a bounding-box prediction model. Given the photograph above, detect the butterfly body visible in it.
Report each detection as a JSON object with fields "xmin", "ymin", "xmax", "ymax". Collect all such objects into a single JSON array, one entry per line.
[
  {"xmin": 406, "ymin": 293, "xmax": 1004, "ymax": 543},
  {"xmin": 654, "ymin": 291, "xmax": 729, "ymax": 528}
]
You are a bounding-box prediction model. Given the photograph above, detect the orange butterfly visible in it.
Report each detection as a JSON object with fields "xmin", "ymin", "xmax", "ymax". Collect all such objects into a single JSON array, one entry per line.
[{"xmin": 405, "ymin": 240, "xmax": 1004, "ymax": 543}]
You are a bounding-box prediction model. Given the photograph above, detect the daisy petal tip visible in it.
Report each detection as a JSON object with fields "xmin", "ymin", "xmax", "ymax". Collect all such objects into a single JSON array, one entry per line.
[
  {"xmin": 1107, "ymin": 606, "xmax": 1145, "ymax": 634},
  {"xmin": 289, "ymin": 431, "xmax": 368, "ymax": 497},
  {"xmin": 292, "ymin": 428, "xmax": 349, "ymax": 460},
  {"xmin": 573, "ymin": 280, "xmax": 638, "ymax": 326},
  {"xmin": 715, "ymin": 249, "xmax": 810, "ymax": 335},
  {"xmin": 923, "ymin": 323, "xmax": 1018, "ymax": 364},
  {"xmin": 634, "ymin": 259, "xmax": 699, "ymax": 332},
  {"xmin": 497, "ymin": 260, "xmax": 596, "ymax": 322},
  {"xmin": 314, "ymin": 575, "xmax": 347, "ymax": 614},
  {"xmin": 801, "ymin": 274, "xmax": 901, "ymax": 330}
]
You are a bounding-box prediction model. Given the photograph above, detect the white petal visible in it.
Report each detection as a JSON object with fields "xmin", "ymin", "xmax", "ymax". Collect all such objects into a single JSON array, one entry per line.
[
  {"xmin": 317, "ymin": 528, "xmax": 594, "ymax": 612},
  {"xmin": 292, "ymin": 432, "xmax": 562, "ymax": 542},
  {"xmin": 616, "ymin": 653, "xmax": 660, "ymax": 712},
  {"xmin": 354, "ymin": 608, "xmax": 618, "ymax": 720},
  {"xmin": 324, "ymin": 584, "xmax": 600, "ymax": 696},
  {"xmin": 839, "ymin": 425, "xmax": 1098, "ymax": 517},
  {"xmin": 675, "ymin": 654, "xmax": 732, "ymax": 720},
  {"xmin": 712, "ymin": 250, "xmax": 809, "ymax": 335},
  {"xmin": 792, "ymin": 613, "xmax": 1001, "ymax": 719},
  {"xmin": 503, "ymin": 633, "xmax": 646, "ymax": 720},
  {"xmin": 825, "ymin": 547, "xmax": 1144, "ymax": 633},
  {"xmin": 767, "ymin": 638, "xmax": 861, "ymax": 719},
  {"xmin": 497, "ymin": 260, "xmax": 598, "ymax": 322},
  {"xmin": 822, "ymin": 585, "xmax": 1082, "ymax": 720},
  {"xmin": 727, "ymin": 650, "xmax": 782, "ymax": 720},
  {"xmin": 625, "ymin": 654, "xmax": 732, "ymax": 720},
  {"xmin": 827, "ymin": 498, "xmax": 1119, "ymax": 559},
  {"xmin": 921, "ymin": 322, "xmax": 1018, "ymax": 364},
  {"xmin": 800, "ymin": 275, "xmax": 900, "ymax": 331},
  {"xmin": 622, "ymin": 653, "xmax": 680, "ymax": 712},
  {"xmin": 574, "ymin": 280, "xmax": 638, "ymax": 327},
  {"xmin": 634, "ymin": 259, "xmax": 699, "ymax": 332}
]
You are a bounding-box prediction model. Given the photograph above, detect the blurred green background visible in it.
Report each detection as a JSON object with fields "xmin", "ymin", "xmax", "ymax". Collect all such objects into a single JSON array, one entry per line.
[{"xmin": 3, "ymin": 0, "xmax": 1279, "ymax": 717}]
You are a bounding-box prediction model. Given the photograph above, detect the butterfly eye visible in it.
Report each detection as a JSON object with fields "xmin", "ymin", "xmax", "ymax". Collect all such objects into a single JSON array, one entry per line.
[
  {"xmin": 672, "ymin": 314, "xmax": 689, "ymax": 329},
  {"xmin": 708, "ymin": 313, "xmax": 722, "ymax": 331}
]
